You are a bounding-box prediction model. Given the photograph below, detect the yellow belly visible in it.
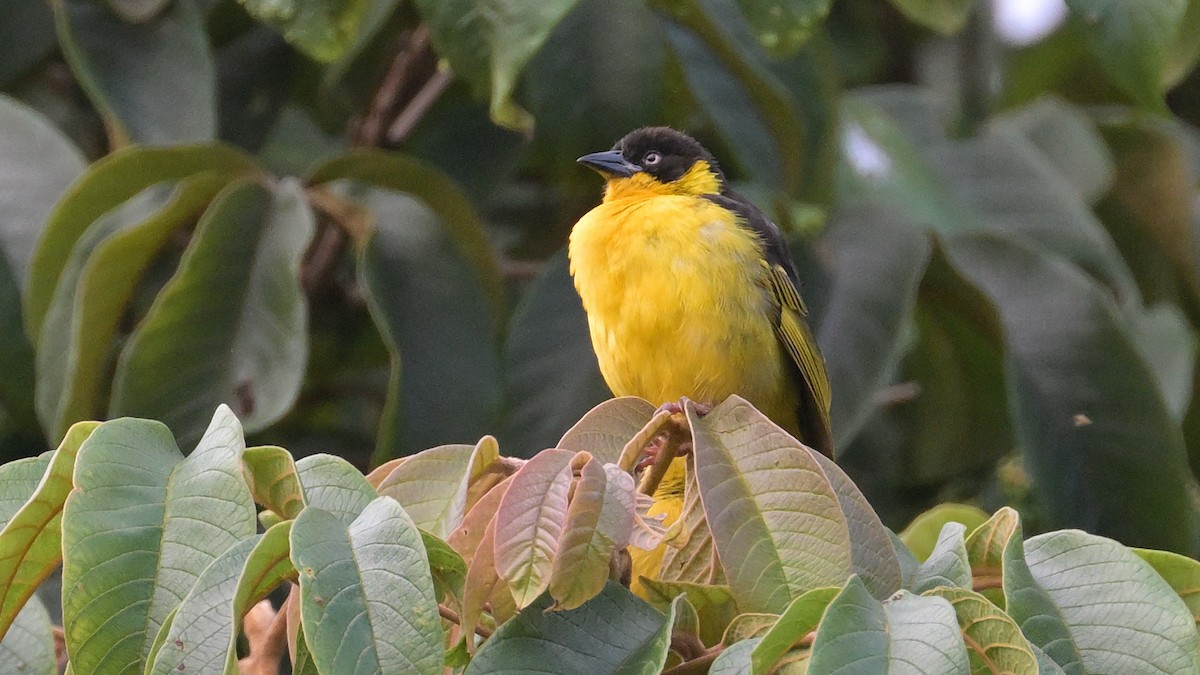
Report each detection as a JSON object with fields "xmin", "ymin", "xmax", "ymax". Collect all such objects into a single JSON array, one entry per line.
[{"xmin": 569, "ymin": 193, "xmax": 796, "ymax": 426}]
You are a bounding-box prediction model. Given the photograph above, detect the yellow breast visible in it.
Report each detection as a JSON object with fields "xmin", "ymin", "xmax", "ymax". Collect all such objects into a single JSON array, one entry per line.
[{"xmin": 568, "ymin": 190, "xmax": 796, "ymax": 425}]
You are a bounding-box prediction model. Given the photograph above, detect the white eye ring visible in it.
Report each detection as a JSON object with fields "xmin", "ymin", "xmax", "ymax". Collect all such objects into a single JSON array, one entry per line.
[{"xmin": 643, "ymin": 152, "xmax": 662, "ymax": 166}]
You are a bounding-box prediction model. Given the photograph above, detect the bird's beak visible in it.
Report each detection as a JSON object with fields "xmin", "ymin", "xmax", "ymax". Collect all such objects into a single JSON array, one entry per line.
[{"xmin": 577, "ymin": 150, "xmax": 640, "ymax": 178}]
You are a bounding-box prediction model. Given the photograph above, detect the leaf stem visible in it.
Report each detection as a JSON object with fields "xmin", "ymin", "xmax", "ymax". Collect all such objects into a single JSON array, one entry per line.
[
  {"xmin": 662, "ymin": 645, "xmax": 723, "ymax": 674},
  {"xmin": 440, "ymin": 604, "xmax": 494, "ymax": 639}
]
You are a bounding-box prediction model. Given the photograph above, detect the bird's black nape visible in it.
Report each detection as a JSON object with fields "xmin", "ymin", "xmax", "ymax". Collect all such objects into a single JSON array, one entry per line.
[{"xmin": 613, "ymin": 127, "xmax": 726, "ymax": 185}]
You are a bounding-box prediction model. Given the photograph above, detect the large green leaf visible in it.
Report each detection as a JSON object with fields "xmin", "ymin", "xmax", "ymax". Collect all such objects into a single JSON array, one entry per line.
[
  {"xmin": 238, "ymin": 0, "xmax": 367, "ymax": 62},
  {"xmin": 0, "ymin": 422, "xmax": 97, "ymax": 641},
  {"xmin": 899, "ymin": 502, "xmax": 990, "ymax": 561},
  {"xmin": 503, "ymin": 252, "xmax": 611, "ymax": 457},
  {"xmin": 61, "ymin": 408, "xmax": 257, "ymax": 674},
  {"xmin": 413, "ymin": 0, "xmax": 583, "ymax": 130},
  {"xmin": 24, "ymin": 143, "xmax": 255, "ymax": 342},
  {"xmin": 688, "ymin": 397, "xmax": 853, "ymax": 613},
  {"xmin": 466, "ymin": 581, "xmax": 673, "ymax": 674},
  {"xmin": 1064, "ymin": 0, "xmax": 1185, "ymax": 109},
  {"xmin": 997, "ymin": 96, "xmax": 1115, "ymax": 204},
  {"xmin": 1024, "ymin": 530, "xmax": 1199, "ymax": 673},
  {"xmin": 110, "ymin": 178, "xmax": 315, "ymax": 449},
  {"xmin": 150, "ymin": 522, "xmax": 295, "ymax": 674},
  {"xmin": 1134, "ymin": 548, "xmax": 1200, "ymax": 624},
  {"xmin": 53, "ymin": 0, "xmax": 216, "ymax": 145},
  {"xmin": 948, "ymin": 231, "xmax": 1196, "ymax": 551},
  {"xmin": 557, "ymin": 397, "xmax": 657, "ymax": 465},
  {"xmin": 291, "ymin": 498, "xmax": 442, "ymax": 675},
  {"xmin": 0, "ymin": 95, "xmax": 85, "ymax": 290},
  {"xmin": 809, "ymin": 576, "xmax": 969, "ymax": 672},
  {"xmin": 0, "ymin": 595, "xmax": 55, "ymax": 675},
  {"xmin": 36, "ymin": 174, "xmax": 233, "ymax": 442},
  {"xmin": 345, "ymin": 184, "xmax": 503, "ymax": 463},
  {"xmin": 294, "ymin": 453, "xmax": 377, "ymax": 524},
  {"xmin": 373, "ymin": 439, "xmax": 496, "ymax": 538}
]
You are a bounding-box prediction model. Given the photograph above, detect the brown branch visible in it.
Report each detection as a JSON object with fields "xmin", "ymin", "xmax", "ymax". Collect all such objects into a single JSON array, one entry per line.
[
  {"xmin": 355, "ymin": 25, "xmax": 435, "ymax": 147},
  {"xmin": 440, "ymin": 604, "xmax": 494, "ymax": 639},
  {"xmin": 662, "ymin": 645, "xmax": 723, "ymax": 675},
  {"xmin": 385, "ymin": 68, "xmax": 453, "ymax": 145}
]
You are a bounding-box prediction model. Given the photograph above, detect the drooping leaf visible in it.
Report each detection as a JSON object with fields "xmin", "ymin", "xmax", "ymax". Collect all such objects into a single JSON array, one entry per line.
[
  {"xmin": 503, "ymin": 252, "xmax": 611, "ymax": 457},
  {"xmin": 344, "ymin": 184, "xmax": 502, "ymax": 463},
  {"xmin": 110, "ymin": 178, "xmax": 316, "ymax": 449},
  {"xmin": 926, "ymin": 586, "xmax": 1040, "ymax": 675},
  {"xmin": 150, "ymin": 522, "xmax": 296, "ymax": 674},
  {"xmin": 689, "ymin": 397, "xmax": 853, "ymax": 613},
  {"xmin": 493, "ymin": 448, "xmax": 574, "ymax": 608},
  {"xmin": 548, "ymin": 460, "xmax": 635, "ymax": 610},
  {"xmin": 0, "ymin": 421, "xmax": 97, "ymax": 641},
  {"xmin": 1024, "ymin": 530, "xmax": 1199, "ymax": 673},
  {"xmin": 291, "ymin": 498, "xmax": 442, "ymax": 675},
  {"xmin": 1064, "ymin": 0, "xmax": 1185, "ymax": 109},
  {"xmin": 466, "ymin": 581, "xmax": 673, "ymax": 674},
  {"xmin": 54, "ymin": 0, "xmax": 217, "ymax": 145},
  {"xmin": 237, "ymin": 0, "xmax": 368, "ymax": 62},
  {"xmin": 413, "ymin": 0, "xmax": 584, "ymax": 130},
  {"xmin": 0, "ymin": 94, "xmax": 85, "ymax": 291},
  {"xmin": 24, "ymin": 143, "xmax": 255, "ymax": 343},
  {"xmin": 61, "ymin": 408, "xmax": 257, "ymax": 673},
  {"xmin": 36, "ymin": 174, "xmax": 233, "ymax": 442},
  {"xmin": 242, "ymin": 445, "xmax": 306, "ymax": 521}
]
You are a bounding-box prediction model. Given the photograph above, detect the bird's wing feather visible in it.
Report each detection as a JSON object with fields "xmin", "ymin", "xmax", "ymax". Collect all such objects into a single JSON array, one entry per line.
[{"xmin": 705, "ymin": 193, "xmax": 834, "ymax": 456}]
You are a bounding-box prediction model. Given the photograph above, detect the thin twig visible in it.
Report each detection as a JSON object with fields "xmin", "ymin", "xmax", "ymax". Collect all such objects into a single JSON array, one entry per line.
[
  {"xmin": 440, "ymin": 604, "xmax": 494, "ymax": 639},
  {"xmin": 386, "ymin": 68, "xmax": 453, "ymax": 145},
  {"xmin": 356, "ymin": 25, "xmax": 434, "ymax": 147}
]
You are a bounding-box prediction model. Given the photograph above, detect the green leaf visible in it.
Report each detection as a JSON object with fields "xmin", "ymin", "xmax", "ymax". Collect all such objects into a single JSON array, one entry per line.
[
  {"xmin": 466, "ymin": 581, "xmax": 673, "ymax": 674},
  {"xmin": 1024, "ymin": 530, "xmax": 1200, "ymax": 673},
  {"xmin": 557, "ymin": 397, "xmax": 657, "ymax": 465},
  {"xmin": 347, "ymin": 185, "xmax": 503, "ymax": 463},
  {"xmin": 911, "ymin": 522, "xmax": 971, "ymax": 593},
  {"xmin": 888, "ymin": 0, "xmax": 977, "ymax": 34},
  {"xmin": 24, "ymin": 143, "xmax": 255, "ymax": 342},
  {"xmin": 413, "ymin": 0, "xmax": 583, "ymax": 130},
  {"xmin": 294, "ymin": 453, "xmax": 377, "ymax": 524},
  {"xmin": 0, "ymin": 421, "xmax": 98, "ymax": 641},
  {"xmin": 150, "ymin": 522, "xmax": 296, "ymax": 674},
  {"xmin": 709, "ymin": 638, "xmax": 759, "ymax": 674},
  {"xmin": 0, "ymin": 251, "xmax": 37, "ymax": 438},
  {"xmin": 237, "ymin": 0, "xmax": 367, "ymax": 62},
  {"xmin": 62, "ymin": 408, "xmax": 257, "ymax": 674},
  {"xmin": 1064, "ymin": 0, "xmax": 1185, "ymax": 109},
  {"xmin": 818, "ymin": 203, "xmax": 931, "ymax": 449},
  {"xmin": 110, "ymin": 178, "xmax": 315, "ymax": 449},
  {"xmin": 0, "ymin": 595, "xmax": 55, "ymax": 675},
  {"xmin": 750, "ymin": 586, "xmax": 839, "ymax": 672},
  {"xmin": 54, "ymin": 0, "xmax": 216, "ymax": 145},
  {"xmin": 948, "ymin": 231, "xmax": 1195, "ymax": 551},
  {"xmin": 810, "ymin": 576, "xmax": 969, "ymax": 672},
  {"xmin": 421, "ymin": 530, "xmax": 467, "ymax": 606},
  {"xmin": 926, "ymin": 586, "xmax": 1040, "ymax": 675},
  {"xmin": 242, "ymin": 445, "xmax": 306, "ymax": 520},
  {"xmin": 737, "ymin": 0, "xmax": 831, "ymax": 54},
  {"xmin": 291, "ymin": 498, "xmax": 442, "ymax": 675},
  {"xmin": 997, "ymin": 96, "xmax": 1115, "ymax": 203},
  {"xmin": 493, "ymin": 448, "xmax": 574, "ymax": 608},
  {"xmin": 1133, "ymin": 547, "xmax": 1200, "ymax": 624},
  {"xmin": 964, "ymin": 508, "xmax": 1085, "ymax": 673},
  {"xmin": 36, "ymin": 173, "xmax": 234, "ymax": 442},
  {"xmin": 0, "ymin": 94, "xmax": 85, "ymax": 291},
  {"xmin": 374, "ymin": 444, "xmax": 478, "ymax": 538},
  {"xmin": 900, "ymin": 503, "xmax": 990, "ymax": 561},
  {"xmin": 548, "ymin": 459, "xmax": 635, "ymax": 610},
  {"xmin": 503, "ymin": 252, "xmax": 610, "ymax": 457},
  {"xmin": 1165, "ymin": 0, "xmax": 1200, "ymax": 85},
  {"xmin": 105, "ymin": 0, "xmax": 168, "ymax": 22},
  {"xmin": 0, "ymin": 0, "xmax": 56, "ymax": 87},
  {"xmin": 688, "ymin": 397, "xmax": 853, "ymax": 613}
]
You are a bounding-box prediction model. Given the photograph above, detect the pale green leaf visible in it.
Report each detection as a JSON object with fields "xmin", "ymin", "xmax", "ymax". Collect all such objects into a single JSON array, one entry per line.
[
  {"xmin": 911, "ymin": 522, "xmax": 972, "ymax": 593},
  {"xmin": 926, "ymin": 586, "xmax": 1040, "ymax": 675},
  {"xmin": 493, "ymin": 448, "xmax": 574, "ymax": 608}
]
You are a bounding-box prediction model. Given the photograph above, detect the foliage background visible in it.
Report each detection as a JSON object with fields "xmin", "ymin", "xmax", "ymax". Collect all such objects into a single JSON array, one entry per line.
[{"xmin": 2, "ymin": 0, "xmax": 1200, "ymax": 557}]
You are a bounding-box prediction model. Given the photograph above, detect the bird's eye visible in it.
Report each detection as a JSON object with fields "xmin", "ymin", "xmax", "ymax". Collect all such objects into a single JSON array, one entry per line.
[{"xmin": 643, "ymin": 152, "xmax": 662, "ymax": 166}]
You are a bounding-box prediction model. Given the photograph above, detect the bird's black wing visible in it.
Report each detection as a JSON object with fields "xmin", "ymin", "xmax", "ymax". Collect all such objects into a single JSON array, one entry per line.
[{"xmin": 704, "ymin": 192, "xmax": 834, "ymax": 457}]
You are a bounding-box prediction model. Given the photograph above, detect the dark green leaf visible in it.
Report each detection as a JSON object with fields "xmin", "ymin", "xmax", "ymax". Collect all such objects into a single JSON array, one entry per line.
[
  {"xmin": 888, "ymin": 0, "xmax": 977, "ymax": 34},
  {"xmin": 54, "ymin": 0, "xmax": 216, "ymax": 144},
  {"xmin": 238, "ymin": 0, "xmax": 368, "ymax": 62},
  {"xmin": 1064, "ymin": 0, "xmax": 1185, "ymax": 108}
]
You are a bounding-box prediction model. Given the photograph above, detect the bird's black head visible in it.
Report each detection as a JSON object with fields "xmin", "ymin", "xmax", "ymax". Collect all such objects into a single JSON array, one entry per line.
[{"xmin": 577, "ymin": 127, "xmax": 725, "ymax": 196}]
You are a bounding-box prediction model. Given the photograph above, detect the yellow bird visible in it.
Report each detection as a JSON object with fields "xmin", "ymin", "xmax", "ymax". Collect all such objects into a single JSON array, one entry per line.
[{"xmin": 569, "ymin": 127, "xmax": 834, "ymax": 596}]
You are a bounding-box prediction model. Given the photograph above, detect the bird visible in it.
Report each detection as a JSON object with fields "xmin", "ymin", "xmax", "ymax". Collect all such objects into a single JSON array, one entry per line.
[{"xmin": 568, "ymin": 127, "xmax": 833, "ymax": 596}]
